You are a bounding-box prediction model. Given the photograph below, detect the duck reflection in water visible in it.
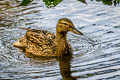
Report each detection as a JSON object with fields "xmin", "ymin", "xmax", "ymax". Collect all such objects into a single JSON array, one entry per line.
[
  {"xmin": 58, "ymin": 55, "xmax": 77, "ymax": 80},
  {"xmin": 29, "ymin": 55, "xmax": 77, "ymax": 80}
]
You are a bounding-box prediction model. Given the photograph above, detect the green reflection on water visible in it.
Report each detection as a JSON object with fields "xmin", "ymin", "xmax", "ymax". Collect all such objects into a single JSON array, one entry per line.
[
  {"xmin": 43, "ymin": 0, "xmax": 62, "ymax": 8},
  {"xmin": 20, "ymin": 0, "xmax": 33, "ymax": 6},
  {"xmin": 19, "ymin": 0, "xmax": 120, "ymax": 7},
  {"xmin": 96, "ymin": 0, "xmax": 120, "ymax": 6},
  {"xmin": 78, "ymin": 0, "xmax": 87, "ymax": 5}
]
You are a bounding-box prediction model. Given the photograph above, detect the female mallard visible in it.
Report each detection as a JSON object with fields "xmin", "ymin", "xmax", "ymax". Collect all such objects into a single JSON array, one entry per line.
[{"xmin": 13, "ymin": 18, "xmax": 83, "ymax": 57}]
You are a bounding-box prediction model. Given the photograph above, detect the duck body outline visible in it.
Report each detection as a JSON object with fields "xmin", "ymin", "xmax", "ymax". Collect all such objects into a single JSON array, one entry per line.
[{"xmin": 13, "ymin": 18, "xmax": 83, "ymax": 57}]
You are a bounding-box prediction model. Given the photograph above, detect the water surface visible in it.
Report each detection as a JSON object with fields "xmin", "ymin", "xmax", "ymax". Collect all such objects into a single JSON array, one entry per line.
[{"xmin": 0, "ymin": 0, "xmax": 120, "ymax": 80}]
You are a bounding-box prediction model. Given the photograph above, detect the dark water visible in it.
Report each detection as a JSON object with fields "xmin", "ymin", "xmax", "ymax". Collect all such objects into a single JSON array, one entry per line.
[{"xmin": 0, "ymin": 0, "xmax": 120, "ymax": 80}]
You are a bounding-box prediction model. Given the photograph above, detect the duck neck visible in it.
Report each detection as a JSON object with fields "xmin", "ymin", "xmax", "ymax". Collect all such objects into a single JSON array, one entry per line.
[{"xmin": 56, "ymin": 32, "xmax": 68, "ymax": 56}]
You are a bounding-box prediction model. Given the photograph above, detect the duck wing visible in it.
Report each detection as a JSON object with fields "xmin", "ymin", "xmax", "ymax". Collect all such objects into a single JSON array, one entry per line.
[
  {"xmin": 26, "ymin": 29, "xmax": 56, "ymax": 46},
  {"xmin": 22, "ymin": 28, "xmax": 57, "ymax": 56}
]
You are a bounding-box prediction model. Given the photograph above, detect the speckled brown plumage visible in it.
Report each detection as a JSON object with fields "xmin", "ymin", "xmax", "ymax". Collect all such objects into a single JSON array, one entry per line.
[{"xmin": 13, "ymin": 18, "xmax": 83, "ymax": 57}]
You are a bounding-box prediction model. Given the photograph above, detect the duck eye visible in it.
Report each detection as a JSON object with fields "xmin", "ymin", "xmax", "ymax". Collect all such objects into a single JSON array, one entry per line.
[
  {"xmin": 19, "ymin": 40, "xmax": 22, "ymax": 43},
  {"xmin": 63, "ymin": 23, "xmax": 68, "ymax": 25}
]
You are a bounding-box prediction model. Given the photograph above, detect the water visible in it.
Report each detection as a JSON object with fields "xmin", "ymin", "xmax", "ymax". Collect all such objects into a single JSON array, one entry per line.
[{"xmin": 0, "ymin": 0, "xmax": 120, "ymax": 80}]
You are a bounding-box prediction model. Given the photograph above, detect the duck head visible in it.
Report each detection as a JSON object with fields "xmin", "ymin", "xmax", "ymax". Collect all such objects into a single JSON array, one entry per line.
[{"xmin": 56, "ymin": 18, "xmax": 83, "ymax": 35}]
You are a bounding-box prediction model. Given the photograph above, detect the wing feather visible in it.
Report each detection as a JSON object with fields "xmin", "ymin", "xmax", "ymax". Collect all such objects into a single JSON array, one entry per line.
[{"xmin": 24, "ymin": 29, "xmax": 56, "ymax": 56}]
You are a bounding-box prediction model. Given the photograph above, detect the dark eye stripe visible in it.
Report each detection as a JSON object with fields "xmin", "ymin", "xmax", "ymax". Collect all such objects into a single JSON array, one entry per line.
[
  {"xmin": 69, "ymin": 25, "xmax": 72, "ymax": 28},
  {"xmin": 60, "ymin": 21, "xmax": 70, "ymax": 26},
  {"xmin": 63, "ymin": 23, "xmax": 68, "ymax": 25}
]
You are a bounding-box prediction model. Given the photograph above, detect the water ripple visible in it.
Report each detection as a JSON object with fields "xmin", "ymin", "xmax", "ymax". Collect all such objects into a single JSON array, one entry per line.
[{"xmin": 0, "ymin": 0, "xmax": 120, "ymax": 80}]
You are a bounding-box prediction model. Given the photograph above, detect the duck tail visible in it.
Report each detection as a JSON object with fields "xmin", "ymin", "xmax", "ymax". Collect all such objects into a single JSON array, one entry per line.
[{"xmin": 19, "ymin": 27, "xmax": 32, "ymax": 31}]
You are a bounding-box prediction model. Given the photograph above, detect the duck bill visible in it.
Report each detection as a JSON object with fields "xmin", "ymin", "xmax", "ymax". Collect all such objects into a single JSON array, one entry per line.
[{"xmin": 72, "ymin": 27, "xmax": 83, "ymax": 35}]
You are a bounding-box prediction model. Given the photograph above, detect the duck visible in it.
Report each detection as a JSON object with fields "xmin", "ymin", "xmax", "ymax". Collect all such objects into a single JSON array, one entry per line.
[{"xmin": 13, "ymin": 18, "xmax": 83, "ymax": 57}]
